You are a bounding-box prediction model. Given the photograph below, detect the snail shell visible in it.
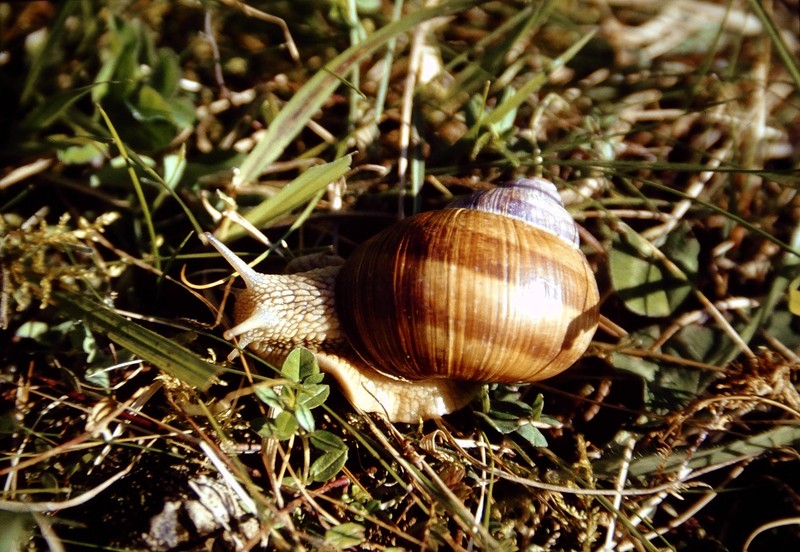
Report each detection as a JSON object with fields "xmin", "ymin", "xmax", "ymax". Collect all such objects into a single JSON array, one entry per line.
[{"xmin": 335, "ymin": 177, "xmax": 599, "ymax": 383}]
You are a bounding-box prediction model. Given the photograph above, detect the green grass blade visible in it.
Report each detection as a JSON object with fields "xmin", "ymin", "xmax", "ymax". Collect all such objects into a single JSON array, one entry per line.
[
  {"xmin": 444, "ymin": 3, "xmax": 541, "ymax": 99},
  {"xmin": 20, "ymin": 1, "xmax": 76, "ymax": 104},
  {"xmin": 125, "ymin": 145, "xmax": 206, "ymax": 239},
  {"xmin": 596, "ymin": 425, "xmax": 800, "ymax": 478},
  {"xmin": 219, "ymin": 154, "xmax": 352, "ymax": 242},
  {"xmin": 19, "ymin": 84, "xmax": 96, "ymax": 132},
  {"xmin": 234, "ymin": 0, "xmax": 476, "ymax": 187},
  {"xmin": 747, "ymin": 0, "xmax": 800, "ymax": 90},
  {"xmin": 481, "ymin": 29, "xmax": 596, "ymax": 128},
  {"xmin": 54, "ymin": 291, "xmax": 218, "ymax": 389},
  {"xmin": 97, "ymin": 104, "xmax": 161, "ymax": 270}
]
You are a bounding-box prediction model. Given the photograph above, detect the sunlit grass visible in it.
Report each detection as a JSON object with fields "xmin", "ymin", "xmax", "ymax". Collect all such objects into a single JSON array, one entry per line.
[{"xmin": 1, "ymin": 0, "xmax": 799, "ymax": 549}]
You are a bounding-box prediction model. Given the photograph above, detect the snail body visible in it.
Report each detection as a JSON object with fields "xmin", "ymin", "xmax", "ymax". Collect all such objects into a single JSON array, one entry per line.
[{"xmin": 206, "ymin": 178, "xmax": 599, "ymax": 423}]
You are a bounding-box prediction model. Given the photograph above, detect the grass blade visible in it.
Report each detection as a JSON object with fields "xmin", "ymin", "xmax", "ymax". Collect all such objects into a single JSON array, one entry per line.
[
  {"xmin": 220, "ymin": 154, "xmax": 352, "ymax": 242},
  {"xmin": 97, "ymin": 104, "xmax": 161, "ymax": 270},
  {"xmin": 54, "ymin": 291, "xmax": 218, "ymax": 389},
  {"xmin": 481, "ymin": 28, "xmax": 596, "ymax": 128},
  {"xmin": 596, "ymin": 425, "xmax": 800, "ymax": 478}
]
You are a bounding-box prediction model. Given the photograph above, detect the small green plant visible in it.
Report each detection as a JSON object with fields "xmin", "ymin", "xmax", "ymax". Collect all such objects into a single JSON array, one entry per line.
[
  {"xmin": 0, "ymin": 210, "xmax": 121, "ymax": 329},
  {"xmin": 478, "ymin": 389, "xmax": 551, "ymax": 448},
  {"xmin": 252, "ymin": 348, "xmax": 348, "ymax": 483}
]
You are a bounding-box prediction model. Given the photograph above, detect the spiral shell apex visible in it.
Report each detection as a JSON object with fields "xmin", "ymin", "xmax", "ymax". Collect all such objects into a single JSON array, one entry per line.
[
  {"xmin": 335, "ymin": 178, "xmax": 599, "ymax": 384},
  {"xmin": 447, "ymin": 177, "xmax": 580, "ymax": 247}
]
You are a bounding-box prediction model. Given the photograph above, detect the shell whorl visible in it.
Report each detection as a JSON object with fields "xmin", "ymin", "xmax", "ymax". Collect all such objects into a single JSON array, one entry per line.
[{"xmin": 447, "ymin": 177, "xmax": 580, "ymax": 248}]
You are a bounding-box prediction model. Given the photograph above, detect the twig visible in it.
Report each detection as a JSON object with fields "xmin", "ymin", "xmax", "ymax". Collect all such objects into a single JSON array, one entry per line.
[
  {"xmin": 0, "ymin": 465, "xmax": 133, "ymax": 512},
  {"xmin": 602, "ymin": 434, "xmax": 637, "ymax": 550},
  {"xmin": 0, "ymin": 157, "xmax": 54, "ymax": 190},
  {"xmin": 743, "ymin": 516, "xmax": 800, "ymax": 551},
  {"xmin": 217, "ymin": 0, "xmax": 300, "ymax": 63}
]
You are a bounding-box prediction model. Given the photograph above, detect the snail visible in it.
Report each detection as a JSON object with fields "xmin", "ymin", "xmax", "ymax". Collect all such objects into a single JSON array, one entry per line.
[{"xmin": 205, "ymin": 178, "xmax": 599, "ymax": 423}]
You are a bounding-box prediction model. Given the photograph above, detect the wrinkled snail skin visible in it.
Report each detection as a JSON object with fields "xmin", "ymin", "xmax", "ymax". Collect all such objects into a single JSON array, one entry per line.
[
  {"xmin": 206, "ymin": 178, "xmax": 599, "ymax": 423},
  {"xmin": 315, "ymin": 353, "xmax": 481, "ymax": 423},
  {"xmin": 204, "ymin": 233, "xmax": 480, "ymax": 423}
]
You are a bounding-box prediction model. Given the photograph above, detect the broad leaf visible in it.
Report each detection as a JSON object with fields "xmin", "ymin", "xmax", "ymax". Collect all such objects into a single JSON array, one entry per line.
[
  {"xmin": 324, "ymin": 522, "xmax": 365, "ymax": 549},
  {"xmin": 310, "ymin": 448, "xmax": 348, "ymax": 483},
  {"xmin": 281, "ymin": 347, "xmax": 320, "ymax": 383},
  {"xmin": 310, "ymin": 430, "xmax": 347, "ymax": 452},
  {"xmin": 610, "ymin": 227, "xmax": 699, "ymax": 317}
]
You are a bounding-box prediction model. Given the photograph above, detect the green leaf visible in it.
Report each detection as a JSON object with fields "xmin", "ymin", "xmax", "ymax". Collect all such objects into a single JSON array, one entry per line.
[
  {"xmin": 478, "ymin": 393, "xmax": 549, "ymax": 446},
  {"xmin": 475, "ymin": 411, "xmax": 518, "ymax": 434},
  {"xmin": 610, "ymin": 351, "xmax": 659, "ymax": 382},
  {"xmin": 295, "ymin": 404, "xmax": 315, "ymax": 433},
  {"xmin": 250, "ymin": 416, "xmax": 270, "ymax": 435},
  {"xmin": 297, "ymin": 383, "xmax": 330, "ymax": 409},
  {"xmin": 652, "ymin": 365, "xmax": 702, "ymax": 408},
  {"xmin": 93, "ymin": 16, "xmax": 143, "ymax": 102},
  {"xmin": 21, "ymin": 0, "xmax": 77, "ymax": 104},
  {"xmin": 310, "ymin": 447, "xmax": 348, "ymax": 482},
  {"xmin": 304, "ymin": 372, "xmax": 326, "ymax": 385},
  {"xmin": 310, "ymin": 430, "xmax": 347, "ymax": 452},
  {"xmin": 79, "ymin": 322, "xmax": 99, "ymax": 363},
  {"xmin": 271, "ymin": 411, "xmax": 300, "ymax": 440},
  {"xmin": 54, "ymin": 291, "xmax": 217, "ymax": 389},
  {"xmin": 515, "ymin": 423, "xmax": 548, "ymax": 448},
  {"xmin": 253, "ymin": 385, "xmax": 283, "ymax": 410},
  {"xmin": 596, "ymin": 424, "xmax": 800, "ymax": 478},
  {"xmin": 481, "ymin": 29, "xmax": 596, "ymax": 129},
  {"xmin": 57, "ymin": 140, "xmax": 107, "ymax": 165},
  {"xmin": 310, "ymin": 431, "xmax": 349, "ymax": 480},
  {"xmin": 167, "ymin": 96, "xmax": 197, "ymax": 128},
  {"xmin": 324, "ymin": 522, "xmax": 366, "ymax": 549},
  {"xmin": 150, "ymin": 48, "xmax": 181, "ymax": 98},
  {"xmin": 445, "ymin": 5, "xmax": 540, "ymax": 101},
  {"xmin": 529, "ymin": 393, "xmax": 544, "ymax": 419},
  {"xmin": 281, "ymin": 347, "xmax": 320, "ymax": 383},
  {"xmin": 253, "ymin": 411, "xmax": 299, "ymax": 441},
  {"xmin": 609, "ymin": 228, "xmax": 699, "ymax": 317},
  {"xmin": 163, "ymin": 148, "xmax": 187, "ymax": 191},
  {"xmin": 20, "ymin": 84, "xmax": 96, "ymax": 131},
  {"xmin": 667, "ymin": 325, "xmax": 726, "ymax": 365},
  {"xmin": 14, "ymin": 321, "xmax": 50, "ymax": 340},
  {"xmin": 490, "ymin": 85, "xmax": 519, "ymax": 134},
  {"xmin": 133, "ymin": 84, "xmax": 174, "ymax": 122}
]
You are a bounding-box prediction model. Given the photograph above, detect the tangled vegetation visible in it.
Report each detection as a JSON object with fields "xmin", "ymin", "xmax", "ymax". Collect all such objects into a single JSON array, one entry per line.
[{"xmin": 1, "ymin": 1, "xmax": 799, "ymax": 550}]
